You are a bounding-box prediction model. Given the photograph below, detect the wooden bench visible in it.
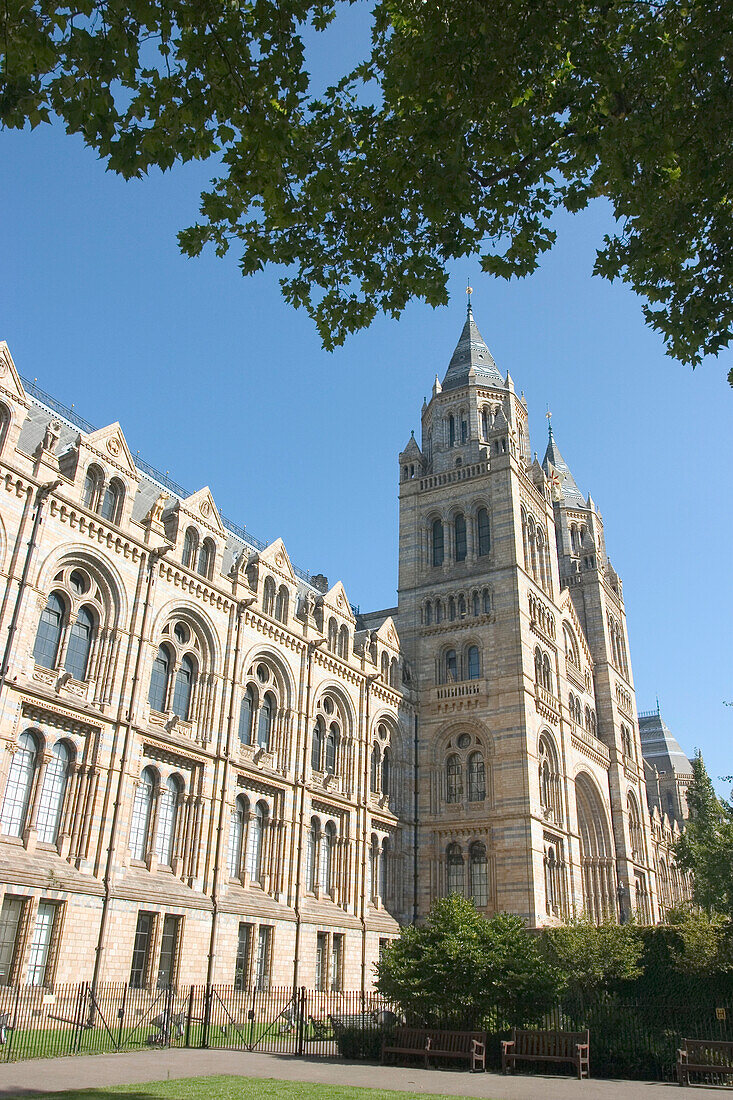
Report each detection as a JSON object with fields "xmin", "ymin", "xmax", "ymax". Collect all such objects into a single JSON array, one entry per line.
[
  {"xmin": 382, "ymin": 1026, "xmax": 486, "ymax": 1072},
  {"xmin": 501, "ymin": 1027, "xmax": 590, "ymax": 1079},
  {"xmin": 677, "ymin": 1039, "xmax": 733, "ymax": 1086}
]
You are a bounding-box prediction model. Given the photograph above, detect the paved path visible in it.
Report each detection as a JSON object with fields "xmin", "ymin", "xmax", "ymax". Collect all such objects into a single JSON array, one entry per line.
[{"xmin": 0, "ymin": 1049, "xmax": 722, "ymax": 1099}]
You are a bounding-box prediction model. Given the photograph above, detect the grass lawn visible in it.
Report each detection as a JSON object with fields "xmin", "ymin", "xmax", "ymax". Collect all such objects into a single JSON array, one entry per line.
[{"xmin": 15, "ymin": 1076, "xmax": 472, "ymax": 1100}]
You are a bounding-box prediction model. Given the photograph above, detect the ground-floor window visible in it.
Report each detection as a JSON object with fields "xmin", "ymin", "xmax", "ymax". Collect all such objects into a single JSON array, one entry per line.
[
  {"xmin": 130, "ymin": 911, "xmax": 155, "ymax": 989},
  {"xmin": 27, "ymin": 901, "xmax": 60, "ymax": 987},
  {"xmin": 234, "ymin": 923, "xmax": 253, "ymax": 990},
  {"xmin": 0, "ymin": 896, "xmax": 26, "ymax": 986},
  {"xmin": 255, "ymin": 925, "xmax": 272, "ymax": 991},
  {"xmin": 315, "ymin": 931, "xmax": 327, "ymax": 991},
  {"xmin": 330, "ymin": 934, "xmax": 343, "ymax": 991},
  {"xmin": 157, "ymin": 915, "xmax": 181, "ymax": 989}
]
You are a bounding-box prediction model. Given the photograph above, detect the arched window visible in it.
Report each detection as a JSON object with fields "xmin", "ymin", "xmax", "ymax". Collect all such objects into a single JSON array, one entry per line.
[
  {"xmin": 534, "ymin": 647, "xmax": 543, "ymax": 686},
  {"xmin": 64, "ymin": 605, "xmax": 95, "ymax": 681},
  {"xmin": 148, "ymin": 645, "xmax": 171, "ymax": 712},
  {"xmin": 320, "ymin": 821, "xmax": 336, "ymax": 893},
  {"xmin": 574, "ymin": 696, "xmax": 582, "ymax": 724},
  {"xmin": 172, "ymin": 653, "xmax": 195, "ymax": 720},
  {"xmin": 425, "ymin": 601, "xmax": 433, "ymax": 626},
  {"xmin": 467, "ymin": 752, "xmax": 486, "ymax": 802},
  {"xmin": 448, "ymin": 596, "xmax": 456, "ymax": 621},
  {"xmin": 458, "ymin": 594, "xmax": 466, "ymax": 618},
  {"xmin": 564, "ymin": 626, "xmax": 580, "ymax": 668},
  {"xmin": 36, "ymin": 741, "xmax": 70, "ymax": 844},
  {"xmin": 100, "ymin": 478, "xmax": 124, "ymax": 524},
  {"xmin": 454, "ymin": 514, "xmax": 467, "ymax": 562},
  {"xmin": 481, "ymin": 408, "xmax": 490, "ymax": 439},
  {"xmin": 432, "ymin": 519, "xmax": 444, "ymax": 567},
  {"xmin": 183, "ymin": 527, "xmax": 198, "ymax": 569},
  {"xmin": 538, "ymin": 734, "xmax": 561, "ymax": 823},
  {"xmin": 129, "ymin": 767, "xmax": 156, "ymax": 860},
  {"xmin": 482, "ymin": 588, "xmax": 491, "ymax": 614},
  {"xmin": 33, "ymin": 592, "xmax": 65, "ymax": 669},
  {"xmin": 544, "ymin": 842, "xmax": 559, "ymax": 915},
  {"xmin": 155, "ymin": 775, "xmax": 181, "ymax": 865},
  {"xmin": 275, "ymin": 586, "xmax": 289, "ymax": 623},
  {"xmin": 239, "ymin": 686, "xmax": 254, "ymax": 745},
  {"xmin": 445, "ymin": 649, "xmax": 458, "ymax": 683},
  {"xmin": 446, "ymin": 754, "xmax": 462, "ymax": 803},
  {"xmin": 263, "ymin": 577, "xmax": 276, "ymax": 616},
  {"xmin": 542, "ymin": 653, "xmax": 552, "ymax": 692},
  {"xmin": 325, "ymin": 722, "xmax": 340, "ymax": 774},
  {"xmin": 338, "ymin": 624, "xmax": 349, "ymax": 658},
  {"xmin": 227, "ymin": 795, "xmax": 247, "ymax": 878},
  {"xmin": 380, "ymin": 838, "xmax": 389, "ymax": 901},
  {"xmin": 472, "ymin": 592, "xmax": 480, "ymax": 616},
  {"xmin": 306, "ymin": 818, "xmax": 319, "ymax": 891},
  {"xmin": 82, "ymin": 465, "xmax": 103, "ymax": 509},
  {"xmin": 467, "ymin": 645, "xmax": 480, "ymax": 680},
  {"xmin": 246, "ymin": 801, "xmax": 267, "ymax": 882},
  {"xmin": 328, "ymin": 618, "xmax": 339, "ymax": 653},
  {"xmin": 257, "ymin": 692, "xmax": 274, "ymax": 751},
  {"xmin": 477, "ymin": 508, "xmax": 490, "ymax": 556},
  {"xmin": 628, "ymin": 794, "xmax": 644, "ymax": 862},
  {"xmin": 370, "ymin": 745, "xmax": 380, "ymax": 793},
  {"xmin": 311, "ymin": 721, "xmax": 323, "ymax": 771},
  {"xmin": 461, "ymin": 416, "xmax": 468, "ymax": 444},
  {"xmin": 390, "ymin": 657, "xmax": 399, "ymax": 687},
  {"xmin": 381, "ymin": 749, "xmax": 391, "ymax": 798},
  {"xmin": 446, "ymin": 842, "xmax": 464, "ymax": 895},
  {"xmin": 448, "ymin": 415, "xmax": 455, "ymax": 447},
  {"xmin": 469, "ymin": 842, "xmax": 489, "ymax": 906},
  {"xmin": 0, "ymin": 732, "xmax": 38, "ymax": 837},
  {"xmin": 585, "ymin": 705, "xmax": 592, "ymax": 732},
  {"xmin": 576, "ymin": 774, "xmax": 614, "ymax": 923},
  {"xmin": 435, "ymin": 600, "xmax": 443, "ymax": 624},
  {"xmin": 197, "ymin": 538, "xmax": 215, "ymax": 579},
  {"xmin": 381, "ymin": 651, "xmax": 389, "ymax": 682},
  {"xmin": 369, "ymin": 835, "xmax": 379, "ymax": 900}
]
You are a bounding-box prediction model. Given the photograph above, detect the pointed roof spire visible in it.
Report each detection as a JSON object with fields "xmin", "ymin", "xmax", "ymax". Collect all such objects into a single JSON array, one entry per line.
[
  {"xmin": 441, "ymin": 300, "xmax": 504, "ymax": 392},
  {"xmin": 542, "ymin": 415, "xmax": 587, "ymax": 508}
]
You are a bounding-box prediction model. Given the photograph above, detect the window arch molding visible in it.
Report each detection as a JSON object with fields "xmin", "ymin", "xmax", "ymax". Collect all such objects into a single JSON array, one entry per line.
[
  {"xmin": 147, "ymin": 605, "xmax": 218, "ymax": 722},
  {"xmin": 0, "ymin": 402, "xmax": 11, "ymax": 454},
  {"xmin": 434, "ymin": 722, "xmax": 492, "ymax": 807},
  {"xmin": 538, "ymin": 731, "xmax": 563, "ymax": 824},
  {"xmin": 368, "ymin": 714, "xmax": 403, "ymax": 806},
  {"xmin": 575, "ymin": 770, "xmax": 615, "ymax": 923}
]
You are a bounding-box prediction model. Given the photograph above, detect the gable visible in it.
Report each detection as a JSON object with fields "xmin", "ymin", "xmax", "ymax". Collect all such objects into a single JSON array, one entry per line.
[
  {"xmin": 180, "ymin": 486, "xmax": 225, "ymax": 536},
  {"xmin": 83, "ymin": 422, "xmax": 139, "ymax": 478},
  {"xmin": 375, "ymin": 615, "xmax": 400, "ymax": 652},
  {"xmin": 258, "ymin": 538, "xmax": 296, "ymax": 582},
  {"xmin": 323, "ymin": 580, "xmax": 356, "ymax": 624},
  {"xmin": 0, "ymin": 342, "xmax": 29, "ymax": 407},
  {"xmin": 558, "ymin": 589, "xmax": 593, "ymax": 667}
]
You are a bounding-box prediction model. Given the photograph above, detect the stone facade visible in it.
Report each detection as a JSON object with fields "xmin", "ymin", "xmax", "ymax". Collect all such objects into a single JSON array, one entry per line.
[{"xmin": 0, "ymin": 311, "xmax": 690, "ymax": 992}]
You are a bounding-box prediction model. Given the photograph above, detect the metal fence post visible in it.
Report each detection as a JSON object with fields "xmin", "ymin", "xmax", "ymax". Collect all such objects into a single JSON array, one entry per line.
[
  {"xmin": 297, "ymin": 986, "xmax": 306, "ymax": 1056},
  {"xmin": 185, "ymin": 985, "xmax": 195, "ymax": 1048},
  {"xmin": 202, "ymin": 984, "xmax": 212, "ymax": 1049}
]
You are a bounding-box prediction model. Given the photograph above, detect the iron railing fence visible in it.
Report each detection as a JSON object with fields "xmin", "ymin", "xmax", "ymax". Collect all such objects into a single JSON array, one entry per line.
[{"xmin": 0, "ymin": 982, "xmax": 730, "ymax": 1081}]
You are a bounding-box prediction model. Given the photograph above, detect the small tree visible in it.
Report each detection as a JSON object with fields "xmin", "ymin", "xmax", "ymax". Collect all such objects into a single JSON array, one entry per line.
[
  {"xmin": 675, "ymin": 753, "xmax": 733, "ymax": 918},
  {"xmin": 376, "ymin": 894, "xmax": 562, "ymax": 1027},
  {"xmin": 665, "ymin": 904, "xmax": 733, "ymax": 976},
  {"xmin": 540, "ymin": 917, "xmax": 643, "ymax": 1013}
]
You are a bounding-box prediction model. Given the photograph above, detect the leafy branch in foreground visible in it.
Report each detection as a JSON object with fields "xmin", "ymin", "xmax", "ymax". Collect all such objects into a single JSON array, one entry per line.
[{"xmin": 2, "ymin": 0, "xmax": 732, "ymax": 367}]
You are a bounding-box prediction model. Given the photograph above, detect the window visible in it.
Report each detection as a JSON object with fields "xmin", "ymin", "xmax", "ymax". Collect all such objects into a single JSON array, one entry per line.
[
  {"xmin": 155, "ymin": 775, "xmax": 181, "ymax": 866},
  {"xmin": 129, "ymin": 767, "xmax": 156, "ymax": 861},
  {"xmin": 481, "ymin": 407, "xmax": 490, "ymax": 438},
  {"xmin": 64, "ymin": 606, "xmax": 95, "ymax": 681},
  {"xmin": 148, "ymin": 646, "xmax": 171, "ymax": 712},
  {"xmin": 157, "ymin": 914, "xmax": 180, "ymax": 989},
  {"xmin": 448, "ymin": 596, "xmax": 456, "ymax": 621},
  {"xmin": 542, "ymin": 654, "xmax": 552, "ymax": 691},
  {"xmin": 36, "ymin": 741, "xmax": 70, "ymax": 844},
  {"xmin": 538, "ymin": 735, "xmax": 561, "ymax": 822},
  {"xmin": 331, "ymin": 934, "xmax": 343, "ymax": 992},
  {"xmin": 246, "ymin": 801, "xmax": 267, "ymax": 882},
  {"xmin": 432, "ymin": 519, "xmax": 444, "ymax": 567},
  {"xmin": 445, "ymin": 649, "xmax": 458, "ymax": 683},
  {"xmin": 320, "ymin": 822, "xmax": 335, "ymax": 893},
  {"xmin": 197, "ymin": 538, "xmax": 215, "ymax": 579},
  {"xmin": 469, "ymin": 842, "xmax": 489, "ymax": 906},
  {"xmin": 27, "ymin": 902, "xmax": 58, "ymax": 987},
  {"xmin": 628, "ymin": 795, "xmax": 644, "ymax": 862},
  {"xmin": 183, "ymin": 527, "xmax": 198, "ymax": 569},
  {"xmin": 467, "ymin": 752, "xmax": 486, "ymax": 802},
  {"xmin": 564, "ymin": 625, "xmax": 580, "ymax": 668},
  {"xmin": 477, "ymin": 508, "xmax": 490, "ymax": 556},
  {"xmin": 33, "ymin": 592, "xmax": 65, "ymax": 669},
  {"xmin": 228, "ymin": 796, "xmax": 246, "ymax": 878},
  {"xmin": 99, "ymin": 478, "xmax": 124, "ymax": 524},
  {"xmin": 337, "ymin": 624, "xmax": 349, "ymax": 658},
  {"xmin": 0, "ymin": 896, "xmax": 24, "ymax": 985},
  {"xmin": 482, "ymin": 588, "xmax": 491, "ymax": 614},
  {"xmin": 263, "ymin": 577, "xmax": 276, "ymax": 616},
  {"xmin": 325, "ymin": 723, "xmax": 339, "ymax": 774},
  {"xmin": 448, "ymin": 415, "xmax": 455, "ymax": 447},
  {"xmin": 472, "ymin": 592, "xmax": 480, "ymax": 617},
  {"xmin": 82, "ymin": 466, "xmax": 102, "ymax": 509},
  {"xmin": 306, "ymin": 818, "xmax": 318, "ymax": 891},
  {"xmin": 446, "ymin": 754, "xmax": 462, "ymax": 803},
  {"xmin": 389, "ymin": 656, "xmax": 399, "ymax": 687},
  {"xmin": 171, "ymin": 654, "xmax": 195, "ymax": 720},
  {"xmin": 255, "ymin": 925, "xmax": 271, "ymax": 990},
  {"xmin": 381, "ymin": 750, "xmax": 391, "ymax": 798},
  {"xmin": 311, "ymin": 721, "xmax": 323, "ymax": 772},
  {"xmin": 446, "ymin": 843, "xmax": 464, "ymax": 895},
  {"xmin": 129, "ymin": 911, "xmax": 154, "ymax": 988},
  {"xmin": 234, "ymin": 923, "xmax": 252, "ymax": 990},
  {"xmin": 461, "ymin": 418, "xmax": 468, "ymax": 444},
  {"xmin": 425, "ymin": 601, "xmax": 432, "ymax": 626},
  {"xmin": 239, "ymin": 687, "xmax": 254, "ymax": 746},
  {"xmin": 370, "ymin": 745, "xmax": 380, "ymax": 794},
  {"xmin": 257, "ymin": 692, "xmax": 274, "ymax": 751},
  {"xmin": 435, "ymin": 599, "xmax": 443, "ymax": 624},
  {"xmin": 535, "ymin": 649, "xmax": 544, "ymax": 686},
  {"xmin": 316, "ymin": 931, "xmax": 328, "ymax": 991},
  {"xmin": 328, "ymin": 618, "xmax": 338, "ymax": 653},
  {"xmin": 454, "ymin": 514, "xmax": 467, "ymax": 562},
  {"xmin": 467, "ymin": 645, "xmax": 480, "ymax": 680},
  {"xmin": 369, "ymin": 836, "xmax": 379, "ymax": 901},
  {"xmin": 458, "ymin": 595, "xmax": 466, "ymax": 618},
  {"xmin": 1, "ymin": 732, "xmax": 38, "ymax": 837},
  {"xmin": 274, "ymin": 586, "xmax": 288, "ymax": 623}
]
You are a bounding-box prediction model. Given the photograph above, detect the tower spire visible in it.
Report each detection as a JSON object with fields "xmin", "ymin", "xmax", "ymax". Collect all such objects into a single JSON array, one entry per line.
[{"xmin": 542, "ymin": 416, "xmax": 586, "ymax": 508}]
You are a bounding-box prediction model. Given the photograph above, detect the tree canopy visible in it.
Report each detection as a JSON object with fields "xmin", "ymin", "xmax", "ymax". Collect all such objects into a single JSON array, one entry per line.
[
  {"xmin": 539, "ymin": 916, "xmax": 643, "ymax": 1011},
  {"xmin": 2, "ymin": 0, "xmax": 732, "ymax": 368},
  {"xmin": 375, "ymin": 894, "xmax": 562, "ymax": 1025},
  {"xmin": 675, "ymin": 753, "xmax": 733, "ymax": 917}
]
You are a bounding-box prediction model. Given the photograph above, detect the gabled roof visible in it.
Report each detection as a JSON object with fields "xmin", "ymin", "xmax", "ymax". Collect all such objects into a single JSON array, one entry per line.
[
  {"xmin": 374, "ymin": 615, "xmax": 400, "ymax": 652},
  {"xmin": 83, "ymin": 422, "xmax": 139, "ymax": 478},
  {"xmin": 542, "ymin": 422, "xmax": 587, "ymax": 509},
  {"xmin": 322, "ymin": 580, "xmax": 357, "ymax": 624},
  {"xmin": 258, "ymin": 537, "xmax": 296, "ymax": 582},
  {"xmin": 441, "ymin": 305, "xmax": 504, "ymax": 391}
]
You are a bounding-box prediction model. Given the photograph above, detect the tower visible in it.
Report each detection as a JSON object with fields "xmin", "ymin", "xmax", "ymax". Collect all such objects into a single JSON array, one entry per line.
[{"xmin": 396, "ymin": 305, "xmax": 658, "ymax": 926}]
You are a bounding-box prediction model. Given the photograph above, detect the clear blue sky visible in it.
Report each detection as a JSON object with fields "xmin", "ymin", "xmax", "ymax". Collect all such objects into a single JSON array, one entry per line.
[{"xmin": 0, "ymin": 13, "xmax": 731, "ymax": 792}]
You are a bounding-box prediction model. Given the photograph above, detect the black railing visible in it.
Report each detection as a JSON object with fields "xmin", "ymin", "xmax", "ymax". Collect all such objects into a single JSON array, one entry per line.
[{"xmin": 0, "ymin": 982, "xmax": 729, "ymax": 1080}]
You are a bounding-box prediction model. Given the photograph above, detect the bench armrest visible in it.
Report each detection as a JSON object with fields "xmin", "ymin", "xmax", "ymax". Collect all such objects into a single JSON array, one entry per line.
[
  {"xmin": 576, "ymin": 1043, "xmax": 589, "ymax": 1053},
  {"xmin": 471, "ymin": 1038, "xmax": 485, "ymax": 1053},
  {"xmin": 501, "ymin": 1040, "xmax": 515, "ymax": 1054},
  {"xmin": 425, "ymin": 1037, "xmax": 432, "ymax": 1052},
  {"xmin": 678, "ymin": 1050, "xmax": 688, "ymax": 1062}
]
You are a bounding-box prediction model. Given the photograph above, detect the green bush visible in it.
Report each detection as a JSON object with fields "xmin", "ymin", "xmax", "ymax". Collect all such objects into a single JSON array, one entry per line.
[{"xmin": 334, "ymin": 1024, "xmax": 389, "ymax": 1060}]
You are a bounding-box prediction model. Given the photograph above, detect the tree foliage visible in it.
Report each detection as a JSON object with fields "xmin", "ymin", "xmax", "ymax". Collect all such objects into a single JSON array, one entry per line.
[
  {"xmin": 664, "ymin": 904, "xmax": 733, "ymax": 975},
  {"xmin": 2, "ymin": 0, "xmax": 732, "ymax": 367},
  {"xmin": 675, "ymin": 753, "xmax": 733, "ymax": 918},
  {"xmin": 539, "ymin": 917, "xmax": 643, "ymax": 1010},
  {"xmin": 375, "ymin": 894, "xmax": 563, "ymax": 1025}
]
